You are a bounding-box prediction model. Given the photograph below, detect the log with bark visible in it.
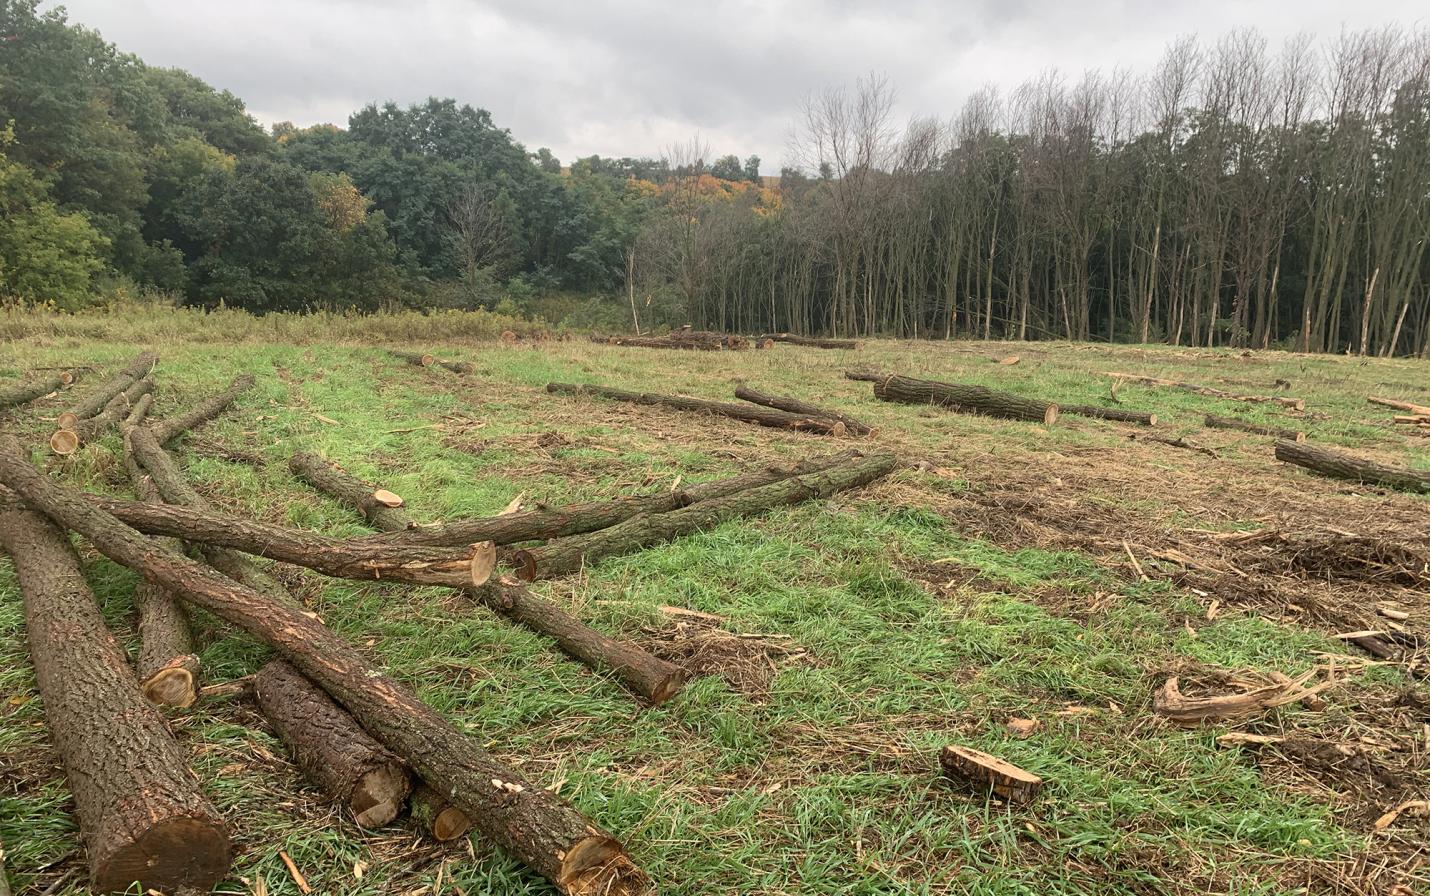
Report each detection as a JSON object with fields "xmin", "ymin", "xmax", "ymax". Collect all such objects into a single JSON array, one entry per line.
[
  {"xmin": 547, "ymin": 382, "xmax": 849, "ymax": 436},
  {"xmin": 121, "ymin": 392, "xmax": 153, "ymax": 429},
  {"xmin": 597, "ymin": 334, "xmax": 720, "ymax": 351},
  {"xmin": 0, "ymin": 501, "xmax": 231, "ymax": 894},
  {"xmin": 513, "ymin": 452, "xmax": 898, "ymax": 580},
  {"xmin": 127, "ymin": 465, "xmax": 201, "ymax": 709},
  {"xmin": 1204, "ymin": 414, "xmax": 1305, "ymax": 441},
  {"xmin": 1061, "ymin": 404, "xmax": 1157, "ymax": 426},
  {"xmin": 1274, "ymin": 440, "xmax": 1430, "ymax": 492},
  {"xmin": 843, "ymin": 367, "xmax": 887, "ymax": 382},
  {"xmin": 50, "ymin": 376, "xmax": 155, "ymax": 455},
  {"xmin": 734, "ymin": 385, "xmax": 871, "ymax": 435},
  {"xmin": 0, "ymin": 438, "xmax": 653, "ymax": 896},
  {"xmin": 410, "ymin": 784, "xmax": 473, "ymax": 841},
  {"xmin": 55, "ymin": 352, "xmax": 157, "ymax": 429},
  {"xmin": 759, "ymin": 333, "xmax": 859, "ymax": 350},
  {"xmin": 288, "ymin": 451, "xmax": 687, "ymax": 705},
  {"xmin": 255, "ymin": 660, "xmax": 412, "ymax": 828},
  {"xmin": 939, "ymin": 745, "xmax": 1042, "ymax": 806},
  {"xmin": 1104, "ymin": 372, "xmax": 1304, "ymax": 411},
  {"xmin": 0, "ymin": 369, "xmax": 77, "ymax": 411},
  {"xmin": 147, "ymin": 374, "xmax": 255, "ymax": 446},
  {"xmin": 390, "ymin": 350, "xmax": 473, "ymax": 374},
  {"xmin": 1393, "ymin": 415, "xmax": 1430, "ymax": 426},
  {"xmin": 1368, "ymin": 396, "xmax": 1430, "ymax": 416},
  {"xmin": 284, "ymin": 453, "xmax": 416, "ymax": 531},
  {"xmin": 869, "ymin": 375, "xmax": 1058, "ymax": 425}
]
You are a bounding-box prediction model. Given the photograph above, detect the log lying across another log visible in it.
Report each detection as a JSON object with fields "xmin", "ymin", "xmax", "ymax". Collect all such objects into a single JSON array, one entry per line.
[
  {"xmin": 289, "ymin": 452, "xmax": 687, "ymax": 705},
  {"xmin": 1368, "ymin": 396, "xmax": 1430, "ymax": 416},
  {"xmin": 0, "ymin": 369, "xmax": 78, "ymax": 411},
  {"xmin": 868, "ymin": 374, "xmax": 1058, "ymax": 425},
  {"xmin": 1061, "ymin": 404, "xmax": 1157, "ymax": 426},
  {"xmin": 285, "ymin": 453, "xmax": 416, "ymax": 532},
  {"xmin": 255, "ymin": 660, "xmax": 412, "ymax": 829},
  {"xmin": 147, "ymin": 374, "xmax": 255, "ymax": 446},
  {"xmin": 939, "ymin": 745, "xmax": 1042, "ymax": 806},
  {"xmin": 127, "ymin": 464, "xmax": 201, "ymax": 709},
  {"xmin": 548, "ymin": 382, "xmax": 849, "ymax": 436},
  {"xmin": 1275, "ymin": 439, "xmax": 1430, "ymax": 492},
  {"xmin": 734, "ymin": 385, "xmax": 871, "ymax": 436},
  {"xmin": 390, "ymin": 350, "xmax": 473, "ymax": 375},
  {"xmin": 513, "ymin": 452, "xmax": 898, "ymax": 580},
  {"xmin": 1104, "ymin": 372, "xmax": 1304, "ymax": 411},
  {"xmin": 0, "ymin": 438, "xmax": 652, "ymax": 896},
  {"xmin": 121, "ymin": 393, "xmax": 153, "ymax": 429},
  {"xmin": 0, "ymin": 501, "xmax": 231, "ymax": 894},
  {"xmin": 50, "ymin": 376, "xmax": 155, "ymax": 455},
  {"xmin": 55, "ymin": 351, "xmax": 157, "ymax": 429},
  {"xmin": 1205, "ymin": 414, "xmax": 1305, "ymax": 442},
  {"xmin": 759, "ymin": 333, "xmax": 859, "ymax": 350}
]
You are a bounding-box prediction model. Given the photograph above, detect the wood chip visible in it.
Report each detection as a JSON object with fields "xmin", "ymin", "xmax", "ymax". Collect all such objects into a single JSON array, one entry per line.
[
  {"xmin": 659, "ymin": 605, "xmax": 727, "ymax": 623},
  {"xmin": 312, "ymin": 413, "xmax": 340, "ymax": 426},
  {"xmin": 278, "ymin": 850, "xmax": 311, "ymax": 894},
  {"xmin": 1005, "ymin": 717, "xmax": 1040, "ymax": 737},
  {"xmin": 1374, "ymin": 799, "xmax": 1429, "ymax": 831},
  {"xmin": 499, "ymin": 493, "xmax": 525, "ymax": 516}
]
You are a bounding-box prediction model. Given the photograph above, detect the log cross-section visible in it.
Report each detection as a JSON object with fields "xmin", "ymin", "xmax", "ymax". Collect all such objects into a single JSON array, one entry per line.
[
  {"xmin": 870, "ymin": 375, "xmax": 1058, "ymax": 425},
  {"xmin": 939, "ymin": 745, "xmax": 1043, "ymax": 805},
  {"xmin": 55, "ymin": 351, "xmax": 157, "ymax": 429}
]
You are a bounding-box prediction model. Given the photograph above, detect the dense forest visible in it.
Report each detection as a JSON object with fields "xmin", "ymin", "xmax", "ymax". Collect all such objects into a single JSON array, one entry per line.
[{"xmin": 1, "ymin": 1, "xmax": 1427, "ymax": 355}]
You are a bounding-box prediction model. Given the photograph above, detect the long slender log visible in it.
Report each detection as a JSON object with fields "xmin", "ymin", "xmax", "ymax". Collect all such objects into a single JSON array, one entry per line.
[
  {"xmin": 255, "ymin": 660, "xmax": 412, "ymax": 828},
  {"xmin": 50, "ymin": 377, "xmax": 155, "ymax": 455},
  {"xmin": 1205, "ymin": 414, "xmax": 1305, "ymax": 441},
  {"xmin": 316, "ymin": 450, "xmax": 864, "ymax": 549},
  {"xmin": 844, "ymin": 367, "xmax": 887, "ymax": 382},
  {"xmin": 1062, "ymin": 404, "xmax": 1157, "ymax": 426},
  {"xmin": 1368, "ymin": 396, "xmax": 1430, "ymax": 416},
  {"xmin": 289, "ymin": 452, "xmax": 687, "ymax": 705},
  {"xmin": 0, "ymin": 440, "xmax": 651, "ymax": 896},
  {"xmin": 1104, "ymin": 372, "xmax": 1304, "ymax": 411},
  {"xmin": 1274, "ymin": 440, "xmax": 1430, "ymax": 492},
  {"xmin": 0, "ymin": 502, "xmax": 230, "ymax": 894},
  {"xmin": 84, "ymin": 491, "xmax": 497, "ymax": 589},
  {"xmin": 547, "ymin": 382, "xmax": 848, "ymax": 436},
  {"xmin": 55, "ymin": 352, "xmax": 156, "ymax": 428},
  {"xmin": 871, "ymin": 375, "xmax": 1058, "ymax": 425},
  {"xmin": 286, "ymin": 453, "xmax": 416, "ymax": 531},
  {"xmin": 0, "ymin": 369, "xmax": 77, "ymax": 411},
  {"xmin": 514, "ymin": 452, "xmax": 898, "ymax": 580},
  {"xmin": 734, "ymin": 385, "xmax": 871, "ymax": 435},
  {"xmin": 127, "ymin": 464, "xmax": 201, "ymax": 709},
  {"xmin": 410, "ymin": 784, "xmax": 473, "ymax": 841},
  {"xmin": 759, "ymin": 333, "xmax": 859, "ymax": 349},
  {"xmin": 597, "ymin": 334, "xmax": 721, "ymax": 351},
  {"xmin": 147, "ymin": 374, "xmax": 255, "ymax": 446},
  {"xmin": 121, "ymin": 392, "xmax": 153, "ymax": 428}
]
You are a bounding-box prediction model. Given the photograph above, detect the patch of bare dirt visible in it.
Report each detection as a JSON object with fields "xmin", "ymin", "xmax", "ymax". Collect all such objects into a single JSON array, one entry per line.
[{"xmin": 642, "ymin": 616, "xmax": 811, "ymax": 699}]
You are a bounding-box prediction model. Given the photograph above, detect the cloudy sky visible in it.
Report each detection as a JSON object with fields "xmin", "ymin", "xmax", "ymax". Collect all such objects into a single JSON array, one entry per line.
[{"xmin": 51, "ymin": 0, "xmax": 1426, "ymax": 173}]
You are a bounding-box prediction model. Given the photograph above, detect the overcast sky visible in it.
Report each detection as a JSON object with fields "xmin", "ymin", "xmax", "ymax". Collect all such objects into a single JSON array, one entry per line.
[{"xmin": 50, "ymin": 0, "xmax": 1426, "ymax": 173}]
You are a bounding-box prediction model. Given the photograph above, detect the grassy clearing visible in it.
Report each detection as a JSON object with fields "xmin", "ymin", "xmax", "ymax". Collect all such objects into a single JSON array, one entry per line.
[{"xmin": 1, "ymin": 318, "xmax": 1427, "ymax": 895}]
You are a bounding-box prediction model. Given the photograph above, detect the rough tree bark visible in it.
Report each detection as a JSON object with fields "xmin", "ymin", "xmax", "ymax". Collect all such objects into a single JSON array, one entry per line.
[
  {"xmin": 51, "ymin": 377, "xmax": 155, "ymax": 455},
  {"xmin": 0, "ymin": 369, "xmax": 77, "ymax": 411},
  {"xmin": 147, "ymin": 374, "xmax": 255, "ymax": 446},
  {"xmin": 939, "ymin": 745, "xmax": 1043, "ymax": 805},
  {"xmin": 1204, "ymin": 415, "xmax": 1305, "ymax": 441},
  {"xmin": 127, "ymin": 466, "xmax": 201, "ymax": 709},
  {"xmin": 870, "ymin": 375, "xmax": 1059, "ymax": 425},
  {"xmin": 121, "ymin": 393, "xmax": 153, "ymax": 429},
  {"xmin": 55, "ymin": 352, "xmax": 156, "ymax": 429},
  {"xmin": 410, "ymin": 783, "xmax": 473, "ymax": 841},
  {"xmin": 288, "ymin": 452, "xmax": 687, "ymax": 705},
  {"xmin": 1104, "ymin": 372, "xmax": 1304, "ymax": 411},
  {"xmin": 285, "ymin": 453, "xmax": 416, "ymax": 531},
  {"xmin": 390, "ymin": 350, "xmax": 473, "ymax": 374},
  {"xmin": 1274, "ymin": 439, "xmax": 1430, "ymax": 492},
  {"xmin": 734, "ymin": 385, "xmax": 871, "ymax": 435},
  {"xmin": 0, "ymin": 502, "xmax": 230, "ymax": 894},
  {"xmin": 1061, "ymin": 404, "xmax": 1157, "ymax": 426},
  {"xmin": 513, "ymin": 452, "xmax": 898, "ymax": 580},
  {"xmin": 759, "ymin": 333, "xmax": 859, "ymax": 349},
  {"xmin": 0, "ymin": 439, "xmax": 653, "ymax": 896},
  {"xmin": 255, "ymin": 660, "xmax": 412, "ymax": 828},
  {"xmin": 548, "ymin": 382, "xmax": 848, "ymax": 436}
]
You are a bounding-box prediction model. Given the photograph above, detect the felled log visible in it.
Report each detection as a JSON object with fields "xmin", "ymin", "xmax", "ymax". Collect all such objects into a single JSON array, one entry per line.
[
  {"xmin": 50, "ymin": 376, "xmax": 154, "ymax": 455},
  {"xmin": 0, "ymin": 368, "xmax": 77, "ymax": 411},
  {"xmin": 1205, "ymin": 414, "xmax": 1304, "ymax": 441},
  {"xmin": 670, "ymin": 330, "xmax": 748, "ymax": 351},
  {"xmin": 1368, "ymin": 396, "xmax": 1430, "ymax": 416},
  {"xmin": 255, "ymin": 660, "xmax": 412, "ymax": 828},
  {"xmin": 0, "ymin": 438, "xmax": 652, "ymax": 896},
  {"xmin": 411, "ymin": 784, "xmax": 473, "ymax": 841},
  {"xmin": 760, "ymin": 333, "xmax": 859, "ymax": 350},
  {"xmin": 1275, "ymin": 439, "xmax": 1430, "ymax": 492},
  {"xmin": 285, "ymin": 453, "xmax": 415, "ymax": 531},
  {"xmin": 121, "ymin": 393, "xmax": 153, "ymax": 428},
  {"xmin": 0, "ymin": 501, "xmax": 230, "ymax": 894},
  {"xmin": 600, "ymin": 334, "xmax": 718, "ymax": 351},
  {"xmin": 289, "ymin": 451, "xmax": 687, "ymax": 705},
  {"xmin": 55, "ymin": 351, "xmax": 156, "ymax": 429},
  {"xmin": 147, "ymin": 374, "xmax": 255, "ymax": 446},
  {"xmin": 870, "ymin": 375, "xmax": 1058, "ymax": 425},
  {"xmin": 127, "ymin": 464, "xmax": 200, "ymax": 709},
  {"xmin": 513, "ymin": 452, "xmax": 897, "ymax": 580},
  {"xmin": 843, "ymin": 367, "xmax": 887, "ymax": 382},
  {"xmin": 734, "ymin": 385, "xmax": 871, "ymax": 436},
  {"xmin": 939, "ymin": 745, "xmax": 1042, "ymax": 805},
  {"xmin": 1062, "ymin": 404, "xmax": 1157, "ymax": 426},
  {"xmin": 390, "ymin": 350, "xmax": 473, "ymax": 374},
  {"xmin": 548, "ymin": 382, "xmax": 849, "ymax": 436},
  {"xmin": 1104, "ymin": 372, "xmax": 1304, "ymax": 411},
  {"xmin": 1393, "ymin": 415, "xmax": 1430, "ymax": 426}
]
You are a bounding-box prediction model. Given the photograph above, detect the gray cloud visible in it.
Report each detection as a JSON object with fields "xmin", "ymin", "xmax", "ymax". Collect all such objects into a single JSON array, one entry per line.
[{"xmin": 50, "ymin": 0, "xmax": 1426, "ymax": 172}]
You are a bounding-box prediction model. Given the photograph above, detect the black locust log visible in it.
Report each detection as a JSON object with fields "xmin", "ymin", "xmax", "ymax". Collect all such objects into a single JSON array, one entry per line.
[
  {"xmin": 411, "ymin": 783, "xmax": 473, "ymax": 840},
  {"xmin": 286, "ymin": 453, "xmax": 416, "ymax": 531},
  {"xmin": 514, "ymin": 452, "xmax": 897, "ymax": 580},
  {"xmin": 1275, "ymin": 440, "xmax": 1430, "ymax": 492},
  {"xmin": 1105, "ymin": 372, "xmax": 1304, "ymax": 411},
  {"xmin": 1205, "ymin": 415, "xmax": 1304, "ymax": 441},
  {"xmin": 734, "ymin": 385, "xmax": 871, "ymax": 436},
  {"xmin": 1062, "ymin": 404, "xmax": 1157, "ymax": 426},
  {"xmin": 0, "ymin": 369, "xmax": 76, "ymax": 410},
  {"xmin": 289, "ymin": 452, "xmax": 686, "ymax": 705},
  {"xmin": 255, "ymin": 660, "xmax": 412, "ymax": 828},
  {"xmin": 871, "ymin": 375, "xmax": 1058, "ymax": 425},
  {"xmin": 147, "ymin": 374, "xmax": 255, "ymax": 446},
  {"xmin": 0, "ymin": 502, "xmax": 230, "ymax": 893},
  {"xmin": 331, "ymin": 450, "xmax": 864, "ymax": 549},
  {"xmin": 547, "ymin": 382, "xmax": 848, "ymax": 436},
  {"xmin": 0, "ymin": 438, "xmax": 652, "ymax": 896},
  {"xmin": 760, "ymin": 333, "xmax": 858, "ymax": 349},
  {"xmin": 844, "ymin": 367, "xmax": 887, "ymax": 382},
  {"xmin": 55, "ymin": 352, "xmax": 156, "ymax": 429},
  {"xmin": 50, "ymin": 376, "xmax": 154, "ymax": 455}
]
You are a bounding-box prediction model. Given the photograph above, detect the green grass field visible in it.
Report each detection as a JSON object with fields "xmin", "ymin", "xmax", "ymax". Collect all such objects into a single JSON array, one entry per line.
[{"xmin": 1, "ymin": 312, "xmax": 1427, "ymax": 895}]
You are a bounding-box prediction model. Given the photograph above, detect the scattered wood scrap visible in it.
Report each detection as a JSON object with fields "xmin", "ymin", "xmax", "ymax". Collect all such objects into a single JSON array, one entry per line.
[
  {"xmin": 865, "ymin": 373, "xmax": 1059, "ymax": 424},
  {"xmin": 1204, "ymin": 414, "xmax": 1305, "ymax": 441},
  {"xmin": 1104, "ymin": 372, "xmax": 1304, "ymax": 411},
  {"xmin": 1274, "ymin": 440, "xmax": 1430, "ymax": 493},
  {"xmin": 410, "ymin": 784, "xmax": 474, "ymax": 841},
  {"xmin": 1152, "ymin": 671, "xmax": 1333, "ymax": 726},
  {"xmin": 547, "ymin": 382, "xmax": 851, "ymax": 436},
  {"xmin": 54, "ymin": 351, "xmax": 157, "ymax": 430},
  {"xmin": 1135, "ymin": 434, "xmax": 1219, "ymax": 458},
  {"xmin": 939, "ymin": 745, "xmax": 1043, "ymax": 805}
]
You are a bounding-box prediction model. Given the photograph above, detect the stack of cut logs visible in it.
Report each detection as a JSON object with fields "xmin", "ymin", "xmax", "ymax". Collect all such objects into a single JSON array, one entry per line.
[{"xmin": 0, "ymin": 352, "xmax": 896, "ymax": 895}]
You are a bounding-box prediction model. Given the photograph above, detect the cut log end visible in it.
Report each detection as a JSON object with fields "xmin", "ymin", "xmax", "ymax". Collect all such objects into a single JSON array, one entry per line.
[
  {"xmin": 371, "ymin": 489, "xmax": 404, "ymax": 508},
  {"xmin": 469, "ymin": 540, "xmax": 497, "ymax": 587},
  {"xmin": 410, "ymin": 784, "xmax": 474, "ymax": 841},
  {"xmin": 513, "ymin": 548, "xmax": 539, "ymax": 582},
  {"xmin": 58, "ymin": 371, "xmax": 76, "ymax": 386},
  {"xmin": 647, "ymin": 667, "xmax": 691, "ymax": 706},
  {"xmin": 1043, "ymin": 405, "xmax": 1059, "ymax": 426},
  {"xmin": 429, "ymin": 805, "xmax": 472, "ymax": 841},
  {"xmin": 56, "ymin": 411, "xmax": 80, "ymax": 430},
  {"xmin": 140, "ymin": 656, "xmax": 200, "ymax": 708},
  {"xmin": 939, "ymin": 745, "xmax": 1043, "ymax": 806},
  {"xmin": 350, "ymin": 762, "xmax": 412, "ymax": 828},
  {"xmin": 560, "ymin": 835, "xmax": 653, "ymax": 896},
  {"xmin": 93, "ymin": 814, "xmax": 231, "ymax": 895},
  {"xmin": 49, "ymin": 429, "xmax": 80, "ymax": 456}
]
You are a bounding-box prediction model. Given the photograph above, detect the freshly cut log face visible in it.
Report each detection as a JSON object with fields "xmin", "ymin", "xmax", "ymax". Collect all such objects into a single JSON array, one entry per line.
[
  {"xmin": 0, "ymin": 502, "xmax": 230, "ymax": 894},
  {"xmin": 255, "ymin": 660, "xmax": 412, "ymax": 828},
  {"xmin": 287, "ymin": 453, "xmax": 417, "ymax": 531},
  {"xmin": 50, "ymin": 376, "xmax": 155, "ymax": 455},
  {"xmin": 871, "ymin": 374, "xmax": 1058, "ymax": 425},
  {"xmin": 410, "ymin": 783, "xmax": 473, "ymax": 841},
  {"xmin": 1275, "ymin": 439, "xmax": 1430, "ymax": 492},
  {"xmin": 371, "ymin": 488, "xmax": 404, "ymax": 507},
  {"xmin": 57, "ymin": 351, "xmax": 157, "ymax": 425},
  {"xmin": 939, "ymin": 745, "xmax": 1043, "ymax": 805}
]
